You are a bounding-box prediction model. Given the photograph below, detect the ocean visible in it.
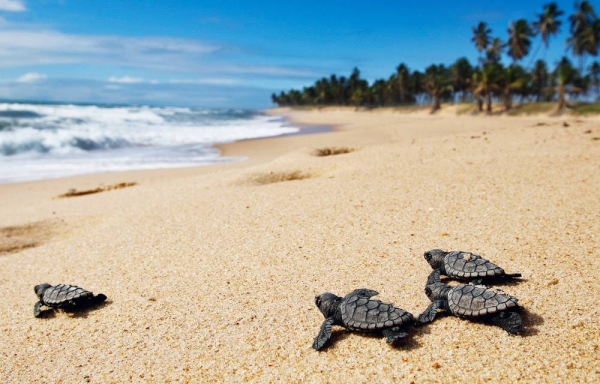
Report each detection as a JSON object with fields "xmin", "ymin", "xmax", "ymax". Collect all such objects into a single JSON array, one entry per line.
[{"xmin": 0, "ymin": 102, "xmax": 300, "ymax": 183}]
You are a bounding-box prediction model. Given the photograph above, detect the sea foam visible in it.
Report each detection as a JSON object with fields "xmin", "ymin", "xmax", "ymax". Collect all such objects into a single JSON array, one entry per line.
[{"xmin": 0, "ymin": 102, "xmax": 297, "ymax": 183}]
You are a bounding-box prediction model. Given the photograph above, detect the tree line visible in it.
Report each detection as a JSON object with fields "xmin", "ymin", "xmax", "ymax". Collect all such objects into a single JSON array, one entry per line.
[{"xmin": 272, "ymin": 1, "xmax": 600, "ymax": 113}]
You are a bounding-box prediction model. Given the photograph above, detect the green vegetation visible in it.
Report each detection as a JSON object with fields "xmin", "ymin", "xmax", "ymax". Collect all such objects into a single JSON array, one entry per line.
[
  {"xmin": 272, "ymin": 2, "xmax": 600, "ymax": 115},
  {"xmin": 571, "ymin": 102, "xmax": 600, "ymax": 114},
  {"xmin": 506, "ymin": 102, "xmax": 556, "ymax": 115}
]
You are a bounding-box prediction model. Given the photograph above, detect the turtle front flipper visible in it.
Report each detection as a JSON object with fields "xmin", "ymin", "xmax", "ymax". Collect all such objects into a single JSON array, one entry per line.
[
  {"xmin": 382, "ymin": 328, "xmax": 408, "ymax": 345},
  {"xmin": 312, "ymin": 317, "xmax": 335, "ymax": 350},
  {"xmin": 490, "ymin": 311, "xmax": 522, "ymax": 335},
  {"xmin": 417, "ymin": 301, "xmax": 444, "ymax": 325},
  {"xmin": 34, "ymin": 301, "xmax": 44, "ymax": 318}
]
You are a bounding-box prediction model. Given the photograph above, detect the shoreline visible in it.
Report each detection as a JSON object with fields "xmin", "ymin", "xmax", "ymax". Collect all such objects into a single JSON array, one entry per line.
[
  {"xmin": 1, "ymin": 107, "xmax": 599, "ymax": 382},
  {"xmin": 0, "ymin": 111, "xmax": 333, "ymax": 188},
  {"xmin": 0, "ymin": 105, "xmax": 593, "ymax": 189}
]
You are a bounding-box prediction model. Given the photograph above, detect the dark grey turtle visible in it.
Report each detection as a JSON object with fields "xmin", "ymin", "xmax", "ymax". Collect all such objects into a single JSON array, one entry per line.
[
  {"xmin": 424, "ymin": 249, "xmax": 521, "ymax": 283},
  {"xmin": 417, "ymin": 269, "xmax": 522, "ymax": 334},
  {"xmin": 312, "ymin": 288, "xmax": 414, "ymax": 350},
  {"xmin": 34, "ymin": 283, "xmax": 107, "ymax": 318}
]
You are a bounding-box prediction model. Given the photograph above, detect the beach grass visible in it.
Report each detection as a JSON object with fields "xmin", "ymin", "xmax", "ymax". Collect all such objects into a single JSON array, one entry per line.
[
  {"xmin": 571, "ymin": 102, "xmax": 600, "ymax": 115},
  {"xmin": 506, "ymin": 102, "xmax": 556, "ymax": 115}
]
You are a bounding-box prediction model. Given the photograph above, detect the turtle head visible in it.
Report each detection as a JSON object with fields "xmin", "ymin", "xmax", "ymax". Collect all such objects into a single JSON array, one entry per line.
[
  {"xmin": 314, "ymin": 292, "xmax": 341, "ymax": 318},
  {"xmin": 34, "ymin": 283, "xmax": 52, "ymax": 299},
  {"xmin": 424, "ymin": 249, "xmax": 446, "ymax": 269},
  {"xmin": 424, "ymin": 270, "xmax": 448, "ymax": 301}
]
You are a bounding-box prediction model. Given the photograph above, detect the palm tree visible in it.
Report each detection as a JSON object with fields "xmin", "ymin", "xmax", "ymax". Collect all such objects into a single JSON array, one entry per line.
[
  {"xmin": 370, "ymin": 79, "xmax": 389, "ymax": 107},
  {"xmin": 424, "ymin": 64, "xmax": 451, "ymax": 113},
  {"xmin": 315, "ymin": 78, "xmax": 330, "ymax": 105},
  {"xmin": 486, "ymin": 38, "xmax": 504, "ymax": 64},
  {"xmin": 347, "ymin": 68, "xmax": 369, "ymax": 106},
  {"xmin": 569, "ymin": 1, "xmax": 596, "ymax": 32},
  {"xmin": 386, "ymin": 73, "xmax": 399, "ymax": 104},
  {"xmin": 396, "ymin": 63, "xmax": 411, "ymax": 104},
  {"xmin": 473, "ymin": 63, "xmax": 504, "ymax": 113},
  {"xmin": 450, "ymin": 57, "xmax": 473, "ymax": 102},
  {"xmin": 507, "ymin": 19, "xmax": 535, "ymax": 64},
  {"xmin": 532, "ymin": 2, "xmax": 564, "ymax": 63},
  {"xmin": 553, "ymin": 57, "xmax": 582, "ymax": 112},
  {"xmin": 531, "ymin": 59, "xmax": 550, "ymax": 101},
  {"xmin": 589, "ymin": 61, "xmax": 600, "ymax": 98},
  {"xmin": 329, "ymin": 75, "xmax": 341, "ymax": 104},
  {"xmin": 567, "ymin": 1, "xmax": 598, "ymax": 69},
  {"xmin": 502, "ymin": 65, "xmax": 529, "ymax": 110},
  {"xmin": 410, "ymin": 70, "xmax": 425, "ymax": 103},
  {"xmin": 301, "ymin": 86, "xmax": 317, "ymax": 105},
  {"xmin": 472, "ymin": 22, "xmax": 492, "ymax": 63},
  {"xmin": 350, "ymin": 88, "xmax": 366, "ymax": 106}
]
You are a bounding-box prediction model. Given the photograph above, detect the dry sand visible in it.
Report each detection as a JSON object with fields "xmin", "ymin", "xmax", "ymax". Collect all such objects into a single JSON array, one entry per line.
[{"xmin": 1, "ymin": 106, "xmax": 599, "ymax": 382}]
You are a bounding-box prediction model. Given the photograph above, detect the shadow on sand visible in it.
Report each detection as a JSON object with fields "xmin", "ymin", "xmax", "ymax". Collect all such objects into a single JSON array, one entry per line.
[
  {"xmin": 36, "ymin": 299, "xmax": 111, "ymax": 319},
  {"xmin": 315, "ymin": 328, "xmax": 422, "ymax": 352}
]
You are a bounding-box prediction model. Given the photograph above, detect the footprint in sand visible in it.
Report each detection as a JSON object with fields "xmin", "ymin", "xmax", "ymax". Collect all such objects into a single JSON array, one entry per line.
[
  {"xmin": 246, "ymin": 170, "xmax": 317, "ymax": 186},
  {"xmin": 0, "ymin": 221, "xmax": 58, "ymax": 255}
]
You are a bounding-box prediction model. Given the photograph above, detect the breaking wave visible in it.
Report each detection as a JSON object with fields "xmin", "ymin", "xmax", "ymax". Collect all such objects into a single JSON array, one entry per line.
[{"xmin": 0, "ymin": 102, "xmax": 298, "ymax": 183}]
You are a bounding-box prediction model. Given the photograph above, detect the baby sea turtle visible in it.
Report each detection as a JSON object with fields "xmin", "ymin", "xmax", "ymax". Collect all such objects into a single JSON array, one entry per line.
[
  {"xmin": 34, "ymin": 283, "xmax": 107, "ymax": 318},
  {"xmin": 417, "ymin": 269, "xmax": 522, "ymax": 334},
  {"xmin": 312, "ymin": 288, "xmax": 414, "ymax": 350},
  {"xmin": 424, "ymin": 249, "xmax": 521, "ymax": 283}
]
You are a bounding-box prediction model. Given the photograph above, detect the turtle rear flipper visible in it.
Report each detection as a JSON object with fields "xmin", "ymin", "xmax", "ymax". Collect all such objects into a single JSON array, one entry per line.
[
  {"xmin": 312, "ymin": 317, "xmax": 334, "ymax": 351},
  {"xmin": 490, "ymin": 311, "xmax": 522, "ymax": 335},
  {"xmin": 343, "ymin": 289, "xmax": 378, "ymax": 300},
  {"xmin": 505, "ymin": 273, "xmax": 522, "ymax": 279},
  {"xmin": 382, "ymin": 328, "xmax": 408, "ymax": 345},
  {"xmin": 92, "ymin": 293, "xmax": 107, "ymax": 305},
  {"xmin": 472, "ymin": 273, "xmax": 522, "ymax": 285},
  {"xmin": 63, "ymin": 293, "xmax": 107, "ymax": 312}
]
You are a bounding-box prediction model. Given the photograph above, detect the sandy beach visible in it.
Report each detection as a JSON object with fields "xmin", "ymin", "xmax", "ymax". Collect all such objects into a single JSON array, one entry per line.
[{"xmin": 1, "ymin": 107, "xmax": 599, "ymax": 382}]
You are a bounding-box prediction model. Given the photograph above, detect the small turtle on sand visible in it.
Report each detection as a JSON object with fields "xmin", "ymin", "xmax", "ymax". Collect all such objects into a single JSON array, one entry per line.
[
  {"xmin": 312, "ymin": 289, "xmax": 414, "ymax": 350},
  {"xmin": 417, "ymin": 269, "xmax": 522, "ymax": 334},
  {"xmin": 424, "ymin": 249, "xmax": 521, "ymax": 284},
  {"xmin": 34, "ymin": 283, "xmax": 107, "ymax": 318}
]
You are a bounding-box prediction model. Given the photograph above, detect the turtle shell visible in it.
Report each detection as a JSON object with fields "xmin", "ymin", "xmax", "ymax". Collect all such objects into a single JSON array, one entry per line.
[
  {"xmin": 42, "ymin": 284, "xmax": 93, "ymax": 306},
  {"xmin": 444, "ymin": 251, "xmax": 505, "ymax": 279},
  {"xmin": 447, "ymin": 284, "xmax": 518, "ymax": 317},
  {"xmin": 340, "ymin": 295, "xmax": 413, "ymax": 331}
]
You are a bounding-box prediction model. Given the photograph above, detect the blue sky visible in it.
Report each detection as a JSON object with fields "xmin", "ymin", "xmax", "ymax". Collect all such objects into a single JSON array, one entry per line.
[{"xmin": 0, "ymin": 1, "xmax": 586, "ymax": 108}]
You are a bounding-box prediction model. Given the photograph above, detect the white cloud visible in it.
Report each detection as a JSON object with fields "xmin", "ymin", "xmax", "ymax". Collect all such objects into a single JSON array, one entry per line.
[
  {"xmin": 0, "ymin": 28, "xmax": 318, "ymax": 78},
  {"xmin": 216, "ymin": 65, "xmax": 316, "ymax": 77},
  {"xmin": 16, "ymin": 72, "xmax": 46, "ymax": 83},
  {"xmin": 168, "ymin": 78, "xmax": 240, "ymax": 85},
  {"xmin": 0, "ymin": 30, "xmax": 220, "ymax": 71},
  {"xmin": 0, "ymin": 0, "xmax": 26, "ymax": 12},
  {"xmin": 108, "ymin": 76, "xmax": 144, "ymax": 84}
]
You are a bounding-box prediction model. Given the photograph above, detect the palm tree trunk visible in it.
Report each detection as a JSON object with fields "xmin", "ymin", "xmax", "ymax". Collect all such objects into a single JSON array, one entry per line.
[
  {"xmin": 486, "ymin": 93, "xmax": 492, "ymax": 114},
  {"xmin": 504, "ymin": 90, "xmax": 512, "ymax": 111},
  {"xmin": 526, "ymin": 42, "xmax": 543, "ymax": 69},
  {"xmin": 476, "ymin": 95, "xmax": 483, "ymax": 112},
  {"xmin": 557, "ymin": 84, "xmax": 566, "ymax": 113},
  {"xmin": 430, "ymin": 95, "xmax": 440, "ymax": 114}
]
